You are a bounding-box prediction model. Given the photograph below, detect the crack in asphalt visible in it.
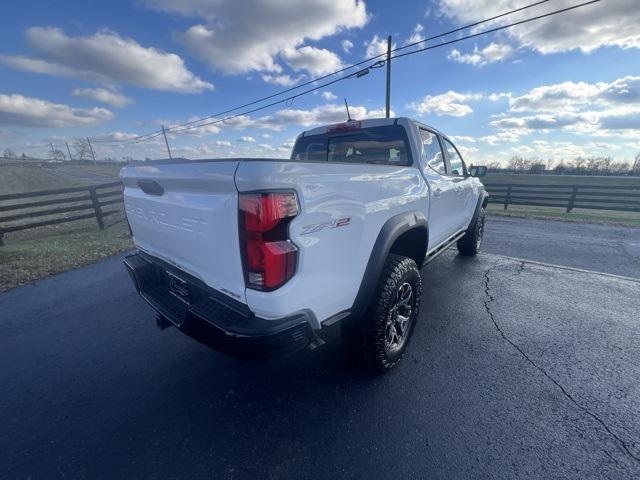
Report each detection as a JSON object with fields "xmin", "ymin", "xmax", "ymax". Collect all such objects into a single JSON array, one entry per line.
[
  {"xmin": 482, "ymin": 263, "xmax": 640, "ymax": 465},
  {"xmin": 507, "ymin": 261, "xmax": 526, "ymax": 280}
]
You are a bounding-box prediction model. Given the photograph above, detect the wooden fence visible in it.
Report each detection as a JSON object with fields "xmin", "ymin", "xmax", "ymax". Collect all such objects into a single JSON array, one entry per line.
[
  {"xmin": 0, "ymin": 181, "xmax": 123, "ymax": 245},
  {"xmin": 484, "ymin": 183, "xmax": 640, "ymax": 213}
]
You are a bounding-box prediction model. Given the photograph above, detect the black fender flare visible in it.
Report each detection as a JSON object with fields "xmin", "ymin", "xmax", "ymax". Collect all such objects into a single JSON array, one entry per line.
[
  {"xmin": 468, "ymin": 189, "xmax": 489, "ymax": 231},
  {"xmin": 349, "ymin": 211, "xmax": 429, "ymax": 320}
]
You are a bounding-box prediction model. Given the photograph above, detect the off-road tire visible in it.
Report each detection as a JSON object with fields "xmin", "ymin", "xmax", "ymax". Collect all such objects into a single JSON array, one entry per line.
[
  {"xmin": 355, "ymin": 254, "xmax": 422, "ymax": 372},
  {"xmin": 457, "ymin": 208, "xmax": 485, "ymax": 256}
]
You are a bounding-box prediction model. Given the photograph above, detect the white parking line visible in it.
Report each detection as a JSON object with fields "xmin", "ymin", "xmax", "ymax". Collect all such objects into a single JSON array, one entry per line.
[{"xmin": 486, "ymin": 253, "xmax": 640, "ymax": 284}]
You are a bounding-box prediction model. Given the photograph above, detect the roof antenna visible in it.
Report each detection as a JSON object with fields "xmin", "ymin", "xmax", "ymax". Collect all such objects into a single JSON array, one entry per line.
[{"xmin": 344, "ymin": 98, "xmax": 352, "ymax": 121}]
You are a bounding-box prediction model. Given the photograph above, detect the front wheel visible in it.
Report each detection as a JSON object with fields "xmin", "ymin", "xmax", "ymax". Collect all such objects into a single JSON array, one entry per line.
[
  {"xmin": 355, "ymin": 254, "xmax": 422, "ymax": 372},
  {"xmin": 457, "ymin": 208, "xmax": 485, "ymax": 256}
]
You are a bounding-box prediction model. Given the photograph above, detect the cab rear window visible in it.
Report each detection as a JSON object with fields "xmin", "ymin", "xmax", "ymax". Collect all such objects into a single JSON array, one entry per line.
[{"xmin": 291, "ymin": 126, "xmax": 412, "ymax": 166}]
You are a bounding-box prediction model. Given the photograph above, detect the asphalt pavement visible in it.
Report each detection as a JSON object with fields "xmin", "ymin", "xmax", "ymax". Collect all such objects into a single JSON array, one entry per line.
[
  {"xmin": 1, "ymin": 217, "xmax": 640, "ymax": 479},
  {"xmin": 482, "ymin": 215, "xmax": 640, "ymax": 278}
]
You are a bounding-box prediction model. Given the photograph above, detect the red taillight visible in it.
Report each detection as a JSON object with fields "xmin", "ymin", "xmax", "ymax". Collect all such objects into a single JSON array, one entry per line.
[{"xmin": 239, "ymin": 191, "xmax": 299, "ymax": 291}]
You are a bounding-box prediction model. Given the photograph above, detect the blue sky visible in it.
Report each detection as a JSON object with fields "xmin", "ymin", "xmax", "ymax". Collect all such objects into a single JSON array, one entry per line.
[{"xmin": 1, "ymin": 0, "xmax": 639, "ymax": 165}]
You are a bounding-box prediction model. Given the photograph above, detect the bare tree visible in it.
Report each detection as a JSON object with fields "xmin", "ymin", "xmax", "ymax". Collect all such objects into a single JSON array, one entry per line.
[
  {"xmin": 508, "ymin": 156, "xmax": 534, "ymax": 172},
  {"xmin": 2, "ymin": 148, "xmax": 16, "ymax": 159},
  {"xmin": 72, "ymin": 138, "xmax": 92, "ymax": 161},
  {"xmin": 48, "ymin": 149, "xmax": 66, "ymax": 161},
  {"xmin": 633, "ymin": 153, "xmax": 640, "ymax": 176}
]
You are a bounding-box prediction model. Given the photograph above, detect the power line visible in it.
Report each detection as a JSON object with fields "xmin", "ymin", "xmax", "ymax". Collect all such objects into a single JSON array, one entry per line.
[
  {"xmin": 166, "ymin": 0, "xmax": 601, "ymax": 138},
  {"xmin": 148, "ymin": 64, "xmax": 384, "ymax": 137},
  {"xmin": 165, "ymin": 0, "xmax": 555, "ymax": 136},
  {"xmin": 94, "ymin": 0, "xmax": 600, "ymax": 146},
  {"xmin": 393, "ymin": 0, "xmax": 552, "ymax": 54},
  {"xmin": 391, "ymin": 0, "xmax": 601, "ymax": 61},
  {"xmin": 92, "ymin": 0, "xmax": 556, "ymax": 146}
]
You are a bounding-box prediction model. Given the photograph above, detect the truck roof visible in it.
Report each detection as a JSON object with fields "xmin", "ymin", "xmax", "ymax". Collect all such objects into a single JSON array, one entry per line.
[{"xmin": 299, "ymin": 117, "xmax": 445, "ymax": 139}]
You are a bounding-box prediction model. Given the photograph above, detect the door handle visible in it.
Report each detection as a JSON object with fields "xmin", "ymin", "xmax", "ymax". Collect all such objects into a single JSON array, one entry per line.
[{"xmin": 433, "ymin": 187, "xmax": 443, "ymax": 197}]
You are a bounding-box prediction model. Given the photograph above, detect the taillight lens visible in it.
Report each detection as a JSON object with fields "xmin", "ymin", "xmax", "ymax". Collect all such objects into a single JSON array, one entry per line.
[{"xmin": 239, "ymin": 191, "xmax": 299, "ymax": 291}]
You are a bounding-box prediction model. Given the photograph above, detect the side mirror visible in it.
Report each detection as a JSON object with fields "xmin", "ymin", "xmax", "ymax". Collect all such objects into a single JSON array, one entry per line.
[{"xmin": 469, "ymin": 165, "xmax": 487, "ymax": 177}]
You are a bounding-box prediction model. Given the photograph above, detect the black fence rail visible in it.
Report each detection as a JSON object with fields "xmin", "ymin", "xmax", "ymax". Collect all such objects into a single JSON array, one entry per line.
[
  {"xmin": 484, "ymin": 183, "xmax": 640, "ymax": 213},
  {"xmin": 0, "ymin": 181, "xmax": 123, "ymax": 245}
]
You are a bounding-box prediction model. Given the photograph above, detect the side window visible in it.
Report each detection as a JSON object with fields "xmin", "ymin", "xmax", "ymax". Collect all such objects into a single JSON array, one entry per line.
[
  {"xmin": 420, "ymin": 129, "xmax": 446, "ymax": 175},
  {"xmin": 443, "ymin": 138, "xmax": 466, "ymax": 176}
]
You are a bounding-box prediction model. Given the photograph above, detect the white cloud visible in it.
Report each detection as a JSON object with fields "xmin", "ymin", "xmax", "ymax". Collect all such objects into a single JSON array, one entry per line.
[
  {"xmin": 509, "ymin": 76, "xmax": 640, "ymax": 112},
  {"xmin": 72, "ymin": 88, "xmax": 134, "ymax": 108},
  {"xmin": 215, "ymin": 140, "xmax": 231, "ymax": 147},
  {"xmin": 405, "ymin": 24, "xmax": 426, "ymax": 45},
  {"xmin": 341, "ymin": 39, "xmax": 354, "ymax": 53},
  {"xmin": 365, "ymin": 35, "xmax": 394, "ymax": 57},
  {"xmin": 488, "ymin": 92, "xmax": 511, "ymax": 102},
  {"xmin": 92, "ymin": 131, "xmax": 152, "ymax": 143},
  {"xmin": 438, "ymin": 0, "xmax": 640, "ymax": 54},
  {"xmin": 0, "ymin": 93, "xmax": 113, "ymax": 127},
  {"xmin": 322, "ymin": 91, "xmax": 338, "ymax": 100},
  {"xmin": 491, "ymin": 106, "xmax": 640, "ymax": 135},
  {"xmin": 144, "ymin": 0, "xmax": 367, "ymax": 74},
  {"xmin": 238, "ymin": 135, "xmax": 256, "ymax": 143},
  {"xmin": 0, "ymin": 55, "xmax": 78, "ymax": 77},
  {"xmin": 448, "ymin": 43, "xmax": 513, "ymax": 66},
  {"xmin": 457, "ymin": 145, "xmax": 479, "ymax": 158},
  {"xmin": 451, "ymin": 135, "xmax": 477, "ymax": 143},
  {"xmin": 182, "ymin": 123, "xmax": 221, "ymax": 137},
  {"xmin": 261, "ymin": 74, "xmax": 304, "ymax": 86},
  {"xmin": 263, "ymin": 103, "xmax": 390, "ymax": 128},
  {"xmin": 2, "ymin": 27, "xmax": 212, "ymax": 93},
  {"xmin": 490, "ymin": 76, "xmax": 640, "ymax": 138},
  {"xmin": 408, "ymin": 91, "xmax": 483, "ymax": 117},
  {"xmin": 281, "ymin": 46, "xmax": 343, "ymax": 76}
]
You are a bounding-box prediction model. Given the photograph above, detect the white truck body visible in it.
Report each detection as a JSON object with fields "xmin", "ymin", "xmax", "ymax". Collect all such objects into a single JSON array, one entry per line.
[{"xmin": 121, "ymin": 117, "xmax": 487, "ymax": 362}]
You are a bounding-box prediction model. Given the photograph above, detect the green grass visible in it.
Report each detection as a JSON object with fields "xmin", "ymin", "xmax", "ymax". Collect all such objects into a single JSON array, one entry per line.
[
  {"xmin": 0, "ymin": 163, "xmax": 121, "ymax": 195},
  {"xmin": 0, "ymin": 162, "xmax": 129, "ymax": 292},
  {"xmin": 0, "ymin": 213, "xmax": 132, "ymax": 293},
  {"xmin": 486, "ymin": 204, "xmax": 640, "ymax": 227}
]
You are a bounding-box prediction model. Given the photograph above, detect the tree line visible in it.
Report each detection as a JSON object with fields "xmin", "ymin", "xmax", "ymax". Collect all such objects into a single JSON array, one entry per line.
[
  {"xmin": 486, "ymin": 154, "xmax": 640, "ymax": 176},
  {"xmin": 2, "ymin": 140, "xmax": 133, "ymax": 163}
]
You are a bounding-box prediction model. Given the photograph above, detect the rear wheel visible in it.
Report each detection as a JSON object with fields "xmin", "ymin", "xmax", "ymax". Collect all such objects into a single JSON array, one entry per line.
[
  {"xmin": 457, "ymin": 208, "xmax": 485, "ymax": 256},
  {"xmin": 354, "ymin": 254, "xmax": 422, "ymax": 372}
]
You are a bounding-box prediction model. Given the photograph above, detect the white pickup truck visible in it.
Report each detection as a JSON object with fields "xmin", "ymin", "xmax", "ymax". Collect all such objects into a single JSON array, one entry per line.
[{"xmin": 121, "ymin": 117, "xmax": 488, "ymax": 371}]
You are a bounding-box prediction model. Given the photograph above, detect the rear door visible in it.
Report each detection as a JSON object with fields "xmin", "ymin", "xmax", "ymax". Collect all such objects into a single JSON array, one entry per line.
[
  {"xmin": 441, "ymin": 137, "xmax": 475, "ymax": 231},
  {"xmin": 121, "ymin": 160, "xmax": 247, "ymax": 303},
  {"xmin": 418, "ymin": 128, "xmax": 459, "ymax": 250}
]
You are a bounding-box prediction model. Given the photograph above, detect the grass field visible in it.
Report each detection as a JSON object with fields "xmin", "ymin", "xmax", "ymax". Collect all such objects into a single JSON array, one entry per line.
[
  {"xmin": 0, "ymin": 163, "xmax": 122, "ymax": 195},
  {"xmin": 0, "ymin": 213, "xmax": 132, "ymax": 292},
  {"xmin": 0, "ymin": 163, "xmax": 129, "ymax": 292}
]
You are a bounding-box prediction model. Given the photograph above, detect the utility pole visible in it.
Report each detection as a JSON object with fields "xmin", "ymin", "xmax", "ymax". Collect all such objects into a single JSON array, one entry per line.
[
  {"xmin": 87, "ymin": 137, "xmax": 96, "ymax": 163},
  {"xmin": 162, "ymin": 125, "xmax": 173, "ymax": 160},
  {"xmin": 65, "ymin": 141, "xmax": 73, "ymax": 161},
  {"xmin": 385, "ymin": 35, "xmax": 392, "ymax": 119},
  {"xmin": 49, "ymin": 142, "xmax": 57, "ymax": 161}
]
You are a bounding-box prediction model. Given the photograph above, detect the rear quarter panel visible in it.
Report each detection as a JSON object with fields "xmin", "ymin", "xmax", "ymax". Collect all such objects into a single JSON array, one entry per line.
[{"xmin": 235, "ymin": 160, "xmax": 428, "ymax": 328}]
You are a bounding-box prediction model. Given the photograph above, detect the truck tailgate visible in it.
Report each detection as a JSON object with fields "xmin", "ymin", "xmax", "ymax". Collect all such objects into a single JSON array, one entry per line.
[{"xmin": 121, "ymin": 161, "xmax": 246, "ymax": 303}]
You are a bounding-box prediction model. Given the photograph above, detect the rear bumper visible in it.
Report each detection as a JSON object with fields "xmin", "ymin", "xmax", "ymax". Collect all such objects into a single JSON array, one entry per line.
[{"xmin": 124, "ymin": 252, "xmax": 315, "ymax": 359}]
